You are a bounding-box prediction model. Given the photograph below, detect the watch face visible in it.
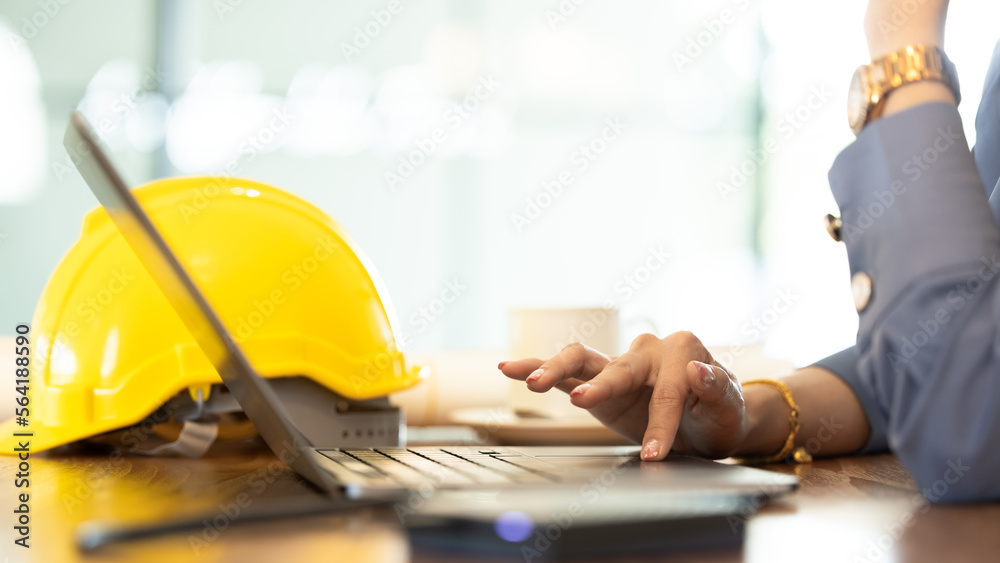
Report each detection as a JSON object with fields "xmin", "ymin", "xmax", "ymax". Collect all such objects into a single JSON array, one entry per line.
[{"xmin": 847, "ymin": 66, "xmax": 870, "ymax": 134}]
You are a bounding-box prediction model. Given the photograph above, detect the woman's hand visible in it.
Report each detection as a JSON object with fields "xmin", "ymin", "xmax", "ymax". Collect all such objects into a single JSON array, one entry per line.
[{"xmin": 499, "ymin": 331, "xmax": 752, "ymax": 461}]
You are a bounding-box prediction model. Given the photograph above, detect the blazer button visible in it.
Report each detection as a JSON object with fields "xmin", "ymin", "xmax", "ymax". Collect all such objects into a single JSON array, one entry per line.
[
  {"xmin": 825, "ymin": 214, "xmax": 843, "ymax": 242},
  {"xmin": 852, "ymin": 272, "xmax": 872, "ymax": 311}
]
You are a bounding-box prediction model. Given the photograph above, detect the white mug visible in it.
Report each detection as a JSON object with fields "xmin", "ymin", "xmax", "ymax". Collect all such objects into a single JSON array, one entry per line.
[{"xmin": 508, "ymin": 307, "xmax": 620, "ymax": 419}]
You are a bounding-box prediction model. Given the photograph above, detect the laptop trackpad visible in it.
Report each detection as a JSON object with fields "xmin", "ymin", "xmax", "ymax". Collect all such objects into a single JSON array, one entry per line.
[{"xmin": 532, "ymin": 456, "xmax": 637, "ymax": 471}]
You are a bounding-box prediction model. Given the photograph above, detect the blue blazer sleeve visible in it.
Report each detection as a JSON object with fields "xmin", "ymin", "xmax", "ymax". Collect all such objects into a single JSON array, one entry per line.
[
  {"xmin": 828, "ymin": 96, "xmax": 1000, "ymax": 501},
  {"xmin": 810, "ymin": 347, "xmax": 888, "ymax": 454},
  {"xmin": 973, "ymin": 39, "xmax": 1000, "ymax": 196}
]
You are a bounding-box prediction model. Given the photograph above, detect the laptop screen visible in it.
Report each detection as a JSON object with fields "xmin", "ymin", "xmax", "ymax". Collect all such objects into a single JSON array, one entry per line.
[{"xmin": 63, "ymin": 111, "xmax": 339, "ymax": 494}]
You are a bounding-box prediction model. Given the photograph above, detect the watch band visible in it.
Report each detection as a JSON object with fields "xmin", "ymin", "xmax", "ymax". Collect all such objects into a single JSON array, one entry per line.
[
  {"xmin": 871, "ymin": 45, "xmax": 960, "ymax": 105},
  {"xmin": 849, "ymin": 45, "xmax": 961, "ymax": 135}
]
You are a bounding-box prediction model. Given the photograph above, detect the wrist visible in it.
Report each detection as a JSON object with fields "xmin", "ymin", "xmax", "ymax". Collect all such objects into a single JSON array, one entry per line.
[
  {"xmin": 737, "ymin": 383, "xmax": 791, "ymax": 457},
  {"xmin": 879, "ymin": 80, "xmax": 956, "ymax": 118}
]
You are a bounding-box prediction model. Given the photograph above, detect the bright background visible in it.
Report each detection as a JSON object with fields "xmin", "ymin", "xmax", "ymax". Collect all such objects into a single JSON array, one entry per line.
[{"xmin": 1, "ymin": 0, "xmax": 998, "ymax": 368}]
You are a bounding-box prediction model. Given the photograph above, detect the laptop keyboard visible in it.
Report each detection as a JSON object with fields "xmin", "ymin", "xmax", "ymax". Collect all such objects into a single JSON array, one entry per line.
[{"xmin": 317, "ymin": 447, "xmax": 566, "ymax": 488}]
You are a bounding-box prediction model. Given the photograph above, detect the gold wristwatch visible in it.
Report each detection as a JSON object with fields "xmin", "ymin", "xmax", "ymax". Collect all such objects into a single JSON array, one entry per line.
[{"xmin": 847, "ymin": 44, "xmax": 960, "ymax": 136}]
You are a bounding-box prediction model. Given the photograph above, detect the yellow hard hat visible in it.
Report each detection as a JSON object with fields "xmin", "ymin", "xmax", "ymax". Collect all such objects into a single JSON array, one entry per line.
[{"xmin": 1, "ymin": 177, "xmax": 423, "ymax": 454}]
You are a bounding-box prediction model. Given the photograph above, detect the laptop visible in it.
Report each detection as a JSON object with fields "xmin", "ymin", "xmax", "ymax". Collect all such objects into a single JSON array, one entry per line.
[{"xmin": 64, "ymin": 111, "xmax": 797, "ymax": 554}]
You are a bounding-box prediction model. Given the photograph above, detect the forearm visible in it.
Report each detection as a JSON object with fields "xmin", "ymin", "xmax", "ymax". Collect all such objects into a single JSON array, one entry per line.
[
  {"xmin": 864, "ymin": 0, "xmax": 954, "ymax": 120},
  {"xmin": 864, "ymin": 0, "xmax": 947, "ymax": 60},
  {"xmin": 737, "ymin": 366, "xmax": 870, "ymax": 458}
]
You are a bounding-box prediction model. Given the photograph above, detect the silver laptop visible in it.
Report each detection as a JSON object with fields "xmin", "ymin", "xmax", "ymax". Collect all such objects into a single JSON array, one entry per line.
[{"xmin": 63, "ymin": 111, "xmax": 796, "ymax": 514}]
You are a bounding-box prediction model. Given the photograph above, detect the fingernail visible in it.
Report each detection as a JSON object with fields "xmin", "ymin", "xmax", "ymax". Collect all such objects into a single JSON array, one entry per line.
[
  {"xmin": 642, "ymin": 440, "xmax": 660, "ymax": 461},
  {"xmin": 696, "ymin": 361, "xmax": 715, "ymax": 386},
  {"xmin": 498, "ymin": 361, "xmax": 507, "ymax": 370},
  {"xmin": 570, "ymin": 383, "xmax": 590, "ymax": 397},
  {"xmin": 526, "ymin": 369, "xmax": 543, "ymax": 384}
]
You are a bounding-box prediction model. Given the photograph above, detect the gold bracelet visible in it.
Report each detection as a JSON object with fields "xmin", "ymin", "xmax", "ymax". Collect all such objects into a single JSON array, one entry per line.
[{"xmin": 732, "ymin": 379, "xmax": 812, "ymax": 465}]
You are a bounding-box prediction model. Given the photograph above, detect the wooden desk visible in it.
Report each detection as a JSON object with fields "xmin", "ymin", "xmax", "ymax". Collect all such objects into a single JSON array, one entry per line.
[{"xmin": 1, "ymin": 445, "xmax": 998, "ymax": 563}]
